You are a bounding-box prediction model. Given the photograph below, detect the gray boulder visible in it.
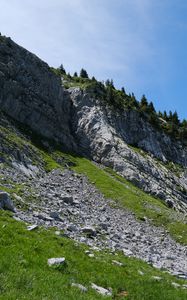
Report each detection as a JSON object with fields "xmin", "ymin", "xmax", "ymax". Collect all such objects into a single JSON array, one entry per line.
[{"xmin": 0, "ymin": 191, "xmax": 15, "ymax": 212}]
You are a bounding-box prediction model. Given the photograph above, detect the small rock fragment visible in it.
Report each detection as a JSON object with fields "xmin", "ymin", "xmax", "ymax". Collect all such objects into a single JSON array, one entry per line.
[
  {"xmin": 171, "ymin": 282, "xmax": 181, "ymax": 288},
  {"xmin": 71, "ymin": 283, "xmax": 88, "ymax": 292},
  {"xmin": 61, "ymin": 194, "xmax": 74, "ymax": 204},
  {"xmin": 138, "ymin": 270, "xmax": 144, "ymax": 276},
  {"xmin": 88, "ymin": 253, "xmax": 95, "ymax": 258},
  {"xmin": 27, "ymin": 224, "xmax": 38, "ymax": 231},
  {"xmin": 112, "ymin": 260, "xmax": 123, "ymax": 266},
  {"xmin": 91, "ymin": 283, "xmax": 112, "ymax": 296},
  {"xmin": 48, "ymin": 257, "xmax": 65, "ymax": 266},
  {"xmin": 82, "ymin": 226, "xmax": 96, "ymax": 237},
  {"xmin": 152, "ymin": 276, "xmax": 162, "ymax": 281},
  {"xmin": 123, "ymin": 249, "xmax": 133, "ymax": 256},
  {"xmin": 50, "ymin": 211, "xmax": 62, "ymax": 220}
]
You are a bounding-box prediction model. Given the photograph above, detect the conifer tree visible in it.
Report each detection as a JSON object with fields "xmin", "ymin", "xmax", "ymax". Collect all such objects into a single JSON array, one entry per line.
[{"xmin": 80, "ymin": 68, "xmax": 88, "ymax": 78}]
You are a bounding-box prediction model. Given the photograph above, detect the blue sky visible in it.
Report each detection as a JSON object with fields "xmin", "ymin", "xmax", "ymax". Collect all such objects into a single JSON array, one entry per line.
[{"xmin": 0, "ymin": 0, "xmax": 187, "ymax": 120}]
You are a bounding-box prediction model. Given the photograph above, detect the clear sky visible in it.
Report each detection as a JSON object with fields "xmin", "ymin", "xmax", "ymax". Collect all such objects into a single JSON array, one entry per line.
[{"xmin": 0, "ymin": 0, "xmax": 187, "ymax": 119}]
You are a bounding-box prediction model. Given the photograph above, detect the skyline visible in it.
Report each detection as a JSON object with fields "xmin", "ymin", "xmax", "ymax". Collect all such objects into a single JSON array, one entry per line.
[{"xmin": 0, "ymin": 0, "xmax": 187, "ymax": 119}]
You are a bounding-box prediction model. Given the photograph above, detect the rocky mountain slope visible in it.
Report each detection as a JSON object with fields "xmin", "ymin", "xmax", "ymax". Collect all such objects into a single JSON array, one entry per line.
[
  {"xmin": 0, "ymin": 35, "xmax": 187, "ymax": 298},
  {"xmin": 0, "ymin": 35, "xmax": 187, "ymax": 211}
]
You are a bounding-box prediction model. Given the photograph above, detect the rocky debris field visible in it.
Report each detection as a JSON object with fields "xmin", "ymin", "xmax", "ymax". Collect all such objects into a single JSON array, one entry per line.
[{"xmin": 1, "ymin": 165, "xmax": 187, "ymax": 280}]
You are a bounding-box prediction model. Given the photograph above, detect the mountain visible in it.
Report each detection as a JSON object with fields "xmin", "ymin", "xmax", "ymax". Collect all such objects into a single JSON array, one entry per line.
[
  {"xmin": 0, "ymin": 34, "xmax": 187, "ymax": 211},
  {"xmin": 0, "ymin": 35, "xmax": 187, "ymax": 299}
]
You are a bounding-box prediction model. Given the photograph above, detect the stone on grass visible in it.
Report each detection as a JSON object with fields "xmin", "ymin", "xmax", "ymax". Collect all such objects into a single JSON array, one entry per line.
[
  {"xmin": 55, "ymin": 231, "xmax": 62, "ymax": 236},
  {"xmin": 171, "ymin": 282, "xmax": 181, "ymax": 288},
  {"xmin": 152, "ymin": 276, "xmax": 162, "ymax": 281},
  {"xmin": 71, "ymin": 283, "xmax": 88, "ymax": 292},
  {"xmin": 182, "ymin": 284, "xmax": 187, "ymax": 289},
  {"xmin": 91, "ymin": 283, "xmax": 112, "ymax": 296},
  {"xmin": 0, "ymin": 191, "xmax": 15, "ymax": 212},
  {"xmin": 48, "ymin": 257, "xmax": 65, "ymax": 266},
  {"xmin": 112, "ymin": 260, "xmax": 123, "ymax": 266},
  {"xmin": 88, "ymin": 253, "xmax": 95, "ymax": 258},
  {"xmin": 27, "ymin": 224, "xmax": 38, "ymax": 231},
  {"xmin": 138, "ymin": 270, "xmax": 144, "ymax": 276}
]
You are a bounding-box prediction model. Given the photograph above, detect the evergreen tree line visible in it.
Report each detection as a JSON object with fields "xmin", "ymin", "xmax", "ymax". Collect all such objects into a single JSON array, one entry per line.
[{"xmin": 54, "ymin": 64, "xmax": 187, "ymax": 143}]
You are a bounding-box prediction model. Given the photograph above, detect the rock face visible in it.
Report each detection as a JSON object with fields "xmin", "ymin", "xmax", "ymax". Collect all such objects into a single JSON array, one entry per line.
[
  {"xmin": 1, "ymin": 35, "xmax": 187, "ymax": 209},
  {"xmin": 68, "ymin": 89, "xmax": 187, "ymax": 209},
  {"xmin": 0, "ymin": 35, "xmax": 75, "ymax": 151}
]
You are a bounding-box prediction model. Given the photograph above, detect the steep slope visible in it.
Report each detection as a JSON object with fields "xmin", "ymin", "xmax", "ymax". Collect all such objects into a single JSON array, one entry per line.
[
  {"xmin": 0, "ymin": 35, "xmax": 75, "ymax": 151},
  {"xmin": 0, "ymin": 35, "xmax": 187, "ymax": 211}
]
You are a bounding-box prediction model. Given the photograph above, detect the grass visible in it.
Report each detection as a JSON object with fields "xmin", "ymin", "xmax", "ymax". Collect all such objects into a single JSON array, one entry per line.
[{"xmin": 0, "ymin": 210, "xmax": 187, "ymax": 300}]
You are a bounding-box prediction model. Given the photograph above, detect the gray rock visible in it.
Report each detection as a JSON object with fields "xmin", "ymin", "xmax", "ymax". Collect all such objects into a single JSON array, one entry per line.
[
  {"xmin": 48, "ymin": 257, "xmax": 65, "ymax": 266},
  {"xmin": 112, "ymin": 260, "xmax": 123, "ymax": 266},
  {"xmin": 71, "ymin": 283, "xmax": 88, "ymax": 292},
  {"xmin": 152, "ymin": 276, "xmax": 162, "ymax": 281},
  {"xmin": 0, "ymin": 191, "xmax": 15, "ymax": 212},
  {"xmin": 88, "ymin": 253, "xmax": 95, "ymax": 258},
  {"xmin": 50, "ymin": 211, "xmax": 62, "ymax": 220},
  {"xmin": 27, "ymin": 224, "xmax": 38, "ymax": 231},
  {"xmin": 61, "ymin": 194, "xmax": 74, "ymax": 204},
  {"xmin": 123, "ymin": 249, "xmax": 133, "ymax": 256},
  {"xmin": 82, "ymin": 226, "xmax": 97, "ymax": 237},
  {"xmin": 91, "ymin": 283, "xmax": 112, "ymax": 296},
  {"xmin": 67, "ymin": 224, "xmax": 78, "ymax": 232},
  {"xmin": 171, "ymin": 282, "xmax": 181, "ymax": 288}
]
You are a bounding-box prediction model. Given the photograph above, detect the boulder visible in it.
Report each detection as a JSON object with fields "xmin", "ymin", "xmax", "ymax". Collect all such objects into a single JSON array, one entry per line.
[{"xmin": 0, "ymin": 191, "xmax": 15, "ymax": 212}]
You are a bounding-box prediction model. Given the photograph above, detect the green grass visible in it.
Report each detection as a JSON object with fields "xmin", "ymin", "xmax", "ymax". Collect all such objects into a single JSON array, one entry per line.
[{"xmin": 0, "ymin": 211, "xmax": 186, "ymax": 300}]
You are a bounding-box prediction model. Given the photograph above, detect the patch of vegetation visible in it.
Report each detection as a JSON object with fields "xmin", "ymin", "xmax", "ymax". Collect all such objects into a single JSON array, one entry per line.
[{"xmin": 0, "ymin": 211, "xmax": 186, "ymax": 300}]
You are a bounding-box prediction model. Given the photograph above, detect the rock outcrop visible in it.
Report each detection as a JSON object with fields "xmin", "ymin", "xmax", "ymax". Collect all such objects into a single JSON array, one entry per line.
[
  {"xmin": 0, "ymin": 35, "xmax": 75, "ymax": 151},
  {"xmin": 68, "ymin": 88, "xmax": 187, "ymax": 210}
]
